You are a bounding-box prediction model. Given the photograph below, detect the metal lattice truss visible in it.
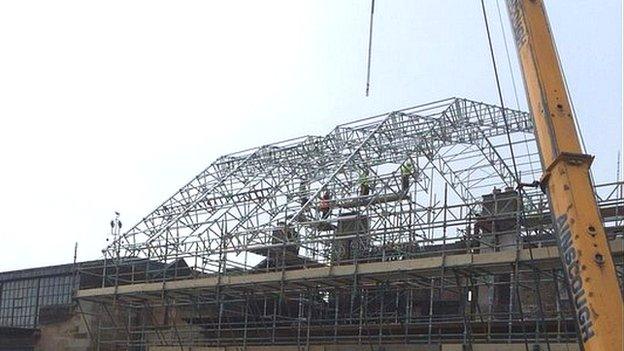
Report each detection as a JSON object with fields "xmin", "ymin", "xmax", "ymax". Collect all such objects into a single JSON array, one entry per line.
[{"xmin": 105, "ymin": 98, "xmax": 542, "ymax": 270}]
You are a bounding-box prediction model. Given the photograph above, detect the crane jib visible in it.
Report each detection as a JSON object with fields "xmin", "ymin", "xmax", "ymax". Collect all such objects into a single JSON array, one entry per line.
[
  {"xmin": 555, "ymin": 214, "xmax": 595, "ymax": 342},
  {"xmin": 505, "ymin": 0, "xmax": 622, "ymax": 348}
]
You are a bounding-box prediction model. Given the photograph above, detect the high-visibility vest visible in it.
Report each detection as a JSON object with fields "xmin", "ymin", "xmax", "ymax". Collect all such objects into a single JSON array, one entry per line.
[
  {"xmin": 401, "ymin": 163, "xmax": 414, "ymax": 175},
  {"xmin": 359, "ymin": 172, "xmax": 369, "ymax": 186}
]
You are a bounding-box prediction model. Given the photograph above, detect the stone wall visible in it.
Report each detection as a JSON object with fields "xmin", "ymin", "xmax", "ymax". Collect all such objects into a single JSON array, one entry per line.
[{"xmin": 34, "ymin": 302, "xmax": 96, "ymax": 351}]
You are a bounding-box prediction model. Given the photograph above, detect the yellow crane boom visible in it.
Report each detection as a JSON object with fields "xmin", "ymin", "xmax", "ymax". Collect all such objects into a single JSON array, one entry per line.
[{"xmin": 505, "ymin": 1, "xmax": 623, "ymax": 349}]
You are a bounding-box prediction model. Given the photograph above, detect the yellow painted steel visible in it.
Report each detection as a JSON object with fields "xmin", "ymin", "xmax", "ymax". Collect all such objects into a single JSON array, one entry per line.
[{"xmin": 505, "ymin": 0, "xmax": 623, "ymax": 349}]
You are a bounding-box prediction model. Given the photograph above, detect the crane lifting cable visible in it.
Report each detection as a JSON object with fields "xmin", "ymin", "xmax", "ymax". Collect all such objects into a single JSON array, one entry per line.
[
  {"xmin": 480, "ymin": 0, "xmax": 520, "ymax": 183},
  {"xmin": 365, "ymin": 0, "xmax": 375, "ymax": 96},
  {"xmin": 495, "ymin": 0, "xmax": 521, "ymax": 110}
]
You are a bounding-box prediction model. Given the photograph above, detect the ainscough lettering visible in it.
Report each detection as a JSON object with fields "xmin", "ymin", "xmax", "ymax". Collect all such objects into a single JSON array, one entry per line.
[{"xmin": 555, "ymin": 214, "xmax": 595, "ymax": 342}]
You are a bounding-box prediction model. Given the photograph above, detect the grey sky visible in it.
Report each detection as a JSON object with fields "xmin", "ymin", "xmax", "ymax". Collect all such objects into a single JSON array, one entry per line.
[{"xmin": 0, "ymin": 1, "xmax": 621, "ymax": 271}]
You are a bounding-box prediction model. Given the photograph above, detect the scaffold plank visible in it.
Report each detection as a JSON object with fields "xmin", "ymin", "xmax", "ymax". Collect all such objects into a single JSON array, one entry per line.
[{"xmin": 77, "ymin": 239, "xmax": 622, "ymax": 299}]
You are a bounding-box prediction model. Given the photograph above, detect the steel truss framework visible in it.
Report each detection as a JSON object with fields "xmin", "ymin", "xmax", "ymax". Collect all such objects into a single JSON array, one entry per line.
[{"xmin": 81, "ymin": 98, "xmax": 624, "ymax": 349}]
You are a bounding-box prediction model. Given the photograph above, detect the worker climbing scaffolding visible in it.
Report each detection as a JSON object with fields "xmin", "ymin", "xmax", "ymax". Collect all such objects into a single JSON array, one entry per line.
[{"xmin": 400, "ymin": 161, "xmax": 414, "ymax": 193}]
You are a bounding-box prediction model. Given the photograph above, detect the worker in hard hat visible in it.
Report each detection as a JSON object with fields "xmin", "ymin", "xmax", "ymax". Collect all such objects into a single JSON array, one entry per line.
[{"xmin": 401, "ymin": 161, "xmax": 414, "ymax": 193}]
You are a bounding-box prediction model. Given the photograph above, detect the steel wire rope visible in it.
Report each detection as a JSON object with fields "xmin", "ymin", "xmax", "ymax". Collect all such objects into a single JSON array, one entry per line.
[
  {"xmin": 480, "ymin": 0, "xmax": 520, "ymax": 184},
  {"xmin": 365, "ymin": 0, "xmax": 375, "ymax": 96},
  {"xmin": 495, "ymin": 0, "xmax": 538, "ymax": 181}
]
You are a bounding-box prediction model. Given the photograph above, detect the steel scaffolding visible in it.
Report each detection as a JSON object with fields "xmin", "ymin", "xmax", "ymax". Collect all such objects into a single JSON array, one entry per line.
[{"xmin": 77, "ymin": 98, "xmax": 624, "ymax": 350}]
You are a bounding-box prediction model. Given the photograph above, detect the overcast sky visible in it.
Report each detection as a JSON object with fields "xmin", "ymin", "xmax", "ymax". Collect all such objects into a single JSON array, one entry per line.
[{"xmin": 0, "ymin": 1, "xmax": 621, "ymax": 271}]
